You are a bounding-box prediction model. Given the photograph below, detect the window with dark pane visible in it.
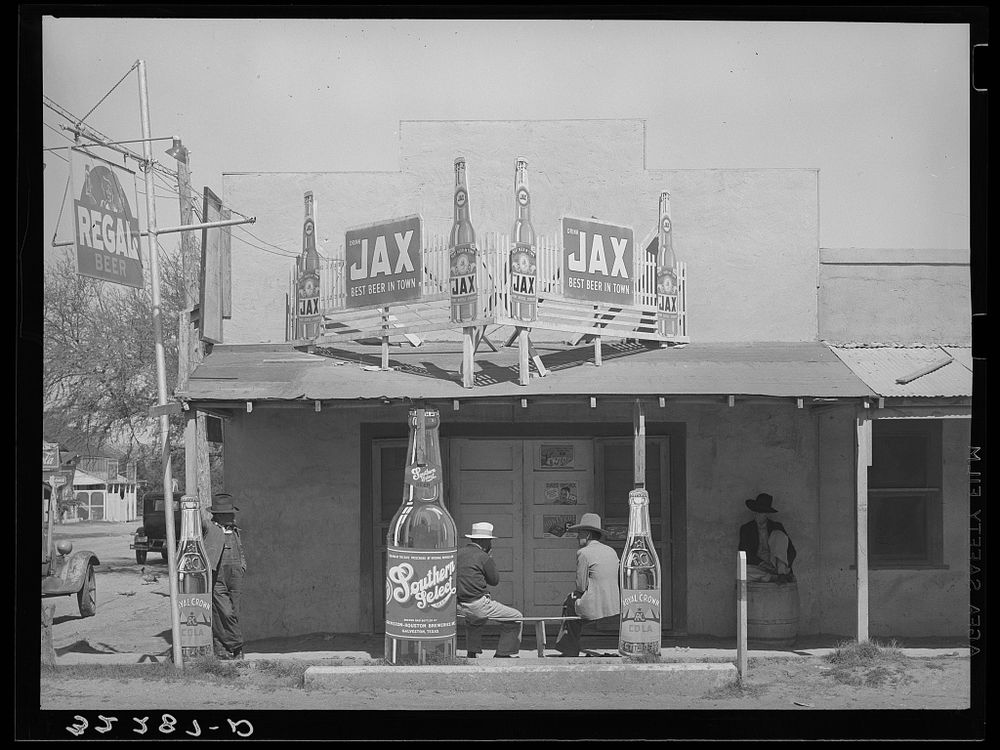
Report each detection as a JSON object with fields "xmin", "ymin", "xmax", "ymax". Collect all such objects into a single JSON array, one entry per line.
[
  {"xmin": 602, "ymin": 441, "xmax": 662, "ymax": 520},
  {"xmin": 867, "ymin": 420, "xmax": 942, "ymax": 567}
]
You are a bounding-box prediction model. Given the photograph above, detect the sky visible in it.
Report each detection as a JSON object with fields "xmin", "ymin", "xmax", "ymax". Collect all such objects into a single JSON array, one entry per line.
[{"xmin": 40, "ymin": 16, "xmax": 972, "ymax": 263}]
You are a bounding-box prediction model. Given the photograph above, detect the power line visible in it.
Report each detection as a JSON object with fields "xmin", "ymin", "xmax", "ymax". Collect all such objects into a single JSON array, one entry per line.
[{"xmin": 78, "ymin": 62, "xmax": 139, "ymax": 126}]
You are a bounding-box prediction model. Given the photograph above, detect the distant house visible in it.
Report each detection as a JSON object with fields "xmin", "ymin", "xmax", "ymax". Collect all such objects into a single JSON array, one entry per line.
[
  {"xmin": 70, "ymin": 454, "xmax": 139, "ymax": 522},
  {"xmin": 44, "ymin": 435, "xmax": 140, "ymax": 522}
]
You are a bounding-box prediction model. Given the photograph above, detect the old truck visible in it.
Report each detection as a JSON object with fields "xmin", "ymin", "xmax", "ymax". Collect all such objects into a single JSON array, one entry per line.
[
  {"xmin": 42, "ymin": 463, "xmax": 99, "ymax": 617},
  {"xmin": 131, "ymin": 492, "xmax": 181, "ymax": 564}
]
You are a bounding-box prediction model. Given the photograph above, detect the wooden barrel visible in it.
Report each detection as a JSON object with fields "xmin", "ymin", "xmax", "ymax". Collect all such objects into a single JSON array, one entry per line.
[{"xmin": 746, "ymin": 581, "xmax": 799, "ymax": 647}]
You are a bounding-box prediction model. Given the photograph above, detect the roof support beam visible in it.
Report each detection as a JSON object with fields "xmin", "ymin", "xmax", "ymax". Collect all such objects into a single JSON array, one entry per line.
[{"xmin": 856, "ymin": 409, "xmax": 873, "ymax": 643}]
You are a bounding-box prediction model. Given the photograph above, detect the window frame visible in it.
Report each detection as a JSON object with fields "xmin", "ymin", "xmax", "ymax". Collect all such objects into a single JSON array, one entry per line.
[{"xmin": 867, "ymin": 419, "xmax": 944, "ymax": 569}]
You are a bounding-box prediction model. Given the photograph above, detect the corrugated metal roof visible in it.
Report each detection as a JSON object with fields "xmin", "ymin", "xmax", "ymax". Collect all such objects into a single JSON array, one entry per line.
[
  {"xmin": 179, "ymin": 340, "xmax": 876, "ymax": 402},
  {"xmin": 829, "ymin": 346, "xmax": 972, "ymax": 398}
]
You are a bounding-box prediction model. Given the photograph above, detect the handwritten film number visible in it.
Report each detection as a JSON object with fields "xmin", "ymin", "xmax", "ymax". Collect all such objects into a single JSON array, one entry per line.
[{"xmin": 66, "ymin": 714, "xmax": 253, "ymax": 737}]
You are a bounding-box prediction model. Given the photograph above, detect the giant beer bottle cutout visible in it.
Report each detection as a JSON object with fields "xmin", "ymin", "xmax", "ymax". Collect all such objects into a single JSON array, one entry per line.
[
  {"xmin": 295, "ymin": 191, "xmax": 321, "ymax": 339},
  {"xmin": 619, "ymin": 488, "xmax": 662, "ymax": 657},
  {"xmin": 449, "ymin": 157, "xmax": 478, "ymax": 323},
  {"xmin": 509, "ymin": 157, "xmax": 538, "ymax": 322},
  {"xmin": 384, "ymin": 408, "xmax": 458, "ymax": 664},
  {"xmin": 176, "ymin": 497, "xmax": 213, "ymax": 659}
]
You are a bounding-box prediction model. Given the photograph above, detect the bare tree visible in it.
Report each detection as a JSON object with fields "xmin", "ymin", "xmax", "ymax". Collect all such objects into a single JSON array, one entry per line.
[{"xmin": 43, "ymin": 250, "xmax": 188, "ymax": 482}]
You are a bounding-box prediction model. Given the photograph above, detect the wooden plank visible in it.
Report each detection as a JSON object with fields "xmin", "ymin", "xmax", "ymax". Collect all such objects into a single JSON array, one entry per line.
[
  {"xmin": 633, "ymin": 399, "xmax": 646, "ymax": 486},
  {"xmin": 518, "ymin": 328, "xmax": 529, "ymax": 386},
  {"xmin": 462, "ymin": 326, "xmax": 475, "ymax": 389},
  {"xmin": 856, "ymin": 413, "xmax": 872, "ymax": 643},
  {"xmin": 594, "ymin": 336, "xmax": 603, "ymax": 366},
  {"xmin": 737, "ymin": 551, "xmax": 747, "ymax": 679}
]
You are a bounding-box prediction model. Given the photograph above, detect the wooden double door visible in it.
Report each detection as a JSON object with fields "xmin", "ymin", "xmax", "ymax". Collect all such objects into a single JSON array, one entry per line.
[{"xmin": 372, "ymin": 436, "xmax": 673, "ymax": 630}]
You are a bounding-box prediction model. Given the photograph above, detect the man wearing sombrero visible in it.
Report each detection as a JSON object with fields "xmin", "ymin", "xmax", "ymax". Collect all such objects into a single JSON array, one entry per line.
[
  {"xmin": 553, "ymin": 513, "xmax": 621, "ymax": 657},
  {"xmin": 455, "ymin": 521, "xmax": 523, "ymax": 658},
  {"xmin": 738, "ymin": 493, "xmax": 796, "ymax": 583},
  {"xmin": 201, "ymin": 493, "xmax": 246, "ymax": 660}
]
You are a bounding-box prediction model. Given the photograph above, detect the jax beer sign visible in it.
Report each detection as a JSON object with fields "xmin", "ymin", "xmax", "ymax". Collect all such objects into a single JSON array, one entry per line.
[
  {"xmin": 71, "ymin": 149, "xmax": 143, "ymax": 288},
  {"xmin": 562, "ymin": 217, "xmax": 634, "ymax": 305},
  {"xmin": 346, "ymin": 215, "xmax": 423, "ymax": 309}
]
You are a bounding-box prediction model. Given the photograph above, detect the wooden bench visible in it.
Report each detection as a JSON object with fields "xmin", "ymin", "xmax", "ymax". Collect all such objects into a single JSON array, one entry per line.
[{"xmin": 457, "ymin": 614, "xmax": 582, "ymax": 658}]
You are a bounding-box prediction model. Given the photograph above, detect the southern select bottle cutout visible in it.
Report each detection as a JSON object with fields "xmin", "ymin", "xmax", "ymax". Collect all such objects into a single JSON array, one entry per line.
[
  {"xmin": 509, "ymin": 157, "xmax": 538, "ymax": 322},
  {"xmin": 176, "ymin": 496, "xmax": 213, "ymax": 659},
  {"xmin": 384, "ymin": 408, "xmax": 459, "ymax": 664},
  {"xmin": 449, "ymin": 157, "xmax": 478, "ymax": 323}
]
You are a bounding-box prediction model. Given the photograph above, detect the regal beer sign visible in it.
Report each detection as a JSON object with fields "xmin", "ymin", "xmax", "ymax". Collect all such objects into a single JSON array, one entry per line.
[
  {"xmin": 563, "ymin": 217, "xmax": 634, "ymax": 305},
  {"xmin": 70, "ymin": 149, "xmax": 143, "ymax": 288},
  {"xmin": 346, "ymin": 215, "xmax": 423, "ymax": 309}
]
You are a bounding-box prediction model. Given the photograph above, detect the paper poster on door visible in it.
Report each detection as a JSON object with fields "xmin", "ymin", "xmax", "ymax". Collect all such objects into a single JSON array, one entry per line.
[
  {"xmin": 541, "ymin": 514, "xmax": 577, "ymax": 538},
  {"xmin": 539, "ymin": 444, "xmax": 575, "ymax": 469},
  {"xmin": 544, "ymin": 482, "xmax": 579, "ymax": 505}
]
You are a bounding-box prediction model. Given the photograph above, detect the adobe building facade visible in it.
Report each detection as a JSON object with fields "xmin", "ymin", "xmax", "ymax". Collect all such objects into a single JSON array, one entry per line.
[{"xmin": 181, "ymin": 119, "xmax": 971, "ymax": 644}]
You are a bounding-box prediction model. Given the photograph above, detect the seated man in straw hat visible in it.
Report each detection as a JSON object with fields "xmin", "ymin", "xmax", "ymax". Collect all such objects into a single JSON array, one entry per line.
[
  {"xmin": 738, "ymin": 493, "xmax": 796, "ymax": 583},
  {"xmin": 456, "ymin": 521, "xmax": 523, "ymax": 658},
  {"xmin": 554, "ymin": 513, "xmax": 621, "ymax": 657}
]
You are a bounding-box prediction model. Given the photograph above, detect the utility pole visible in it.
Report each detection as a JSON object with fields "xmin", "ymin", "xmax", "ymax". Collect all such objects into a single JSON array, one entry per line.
[
  {"xmin": 137, "ymin": 59, "xmax": 183, "ymax": 668},
  {"xmin": 171, "ymin": 140, "xmax": 213, "ymax": 512}
]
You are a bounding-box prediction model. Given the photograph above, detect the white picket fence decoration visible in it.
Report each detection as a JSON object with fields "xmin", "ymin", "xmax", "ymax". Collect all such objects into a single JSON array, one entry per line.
[{"xmin": 287, "ymin": 232, "xmax": 688, "ymax": 343}]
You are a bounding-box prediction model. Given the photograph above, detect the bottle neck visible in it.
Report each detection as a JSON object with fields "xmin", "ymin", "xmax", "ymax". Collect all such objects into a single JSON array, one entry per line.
[
  {"xmin": 180, "ymin": 502, "xmax": 203, "ymax": 541},
  {"xmin": 405, "ymin": 410, "xmax": 444, "ymax": 504},
  {"xmin": 625, "ymin": 490, "xmax": 653, "ymax": 539}
]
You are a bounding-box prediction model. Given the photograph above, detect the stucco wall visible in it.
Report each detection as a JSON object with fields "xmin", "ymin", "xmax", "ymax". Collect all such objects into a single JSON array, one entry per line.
[
  {"xmin": 222, "ymin": 119, "xmax": 819, "ymax": 345},
  {"xmin": 682, "ymin": 403, "xmax": 821, "ymax": 637},
  {"xmin": 817, "ymin": 409, "xmax": 969, "ymax": 638},
  {"xmin": 224, "ymin": 399, "xmax": 967, "ymax": 641},
  {"xmin": 869, "ymin": 418, "xmax": 970, "ymax": 637},
  {"xmin": 819, "ymin": 249, "xmax": 971, "ymax": 345}
]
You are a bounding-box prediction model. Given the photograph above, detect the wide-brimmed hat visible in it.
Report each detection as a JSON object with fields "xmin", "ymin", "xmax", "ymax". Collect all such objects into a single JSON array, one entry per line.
[
  {"xmin": 209, "ymin": 493, "xmax": 240, "ymax": 514},
  {"xmin": 745, "ymin": 493, "xmax": 777, "ymax": 514},
  {"xmin": 465, "ymin": 521, "xmax": 498, "ymax": 539},
  {"xmin": 567, "ymin": 512, "xmax": 604, "ymax": 535}
]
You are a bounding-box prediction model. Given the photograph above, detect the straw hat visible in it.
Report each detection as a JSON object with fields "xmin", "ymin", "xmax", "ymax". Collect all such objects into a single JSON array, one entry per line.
[{"xmin": 464, "ymin": 521, "xmax": 498, "ymax": 539}]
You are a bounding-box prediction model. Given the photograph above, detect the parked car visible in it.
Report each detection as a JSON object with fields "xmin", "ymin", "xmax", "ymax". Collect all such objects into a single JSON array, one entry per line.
[
  {"xmin": 42, "ymin": 476, "xmax": 99, "ymax": 617},
  {"xmin": 131, "ymin": 492, "xmax": 181, "ymax": 564}
]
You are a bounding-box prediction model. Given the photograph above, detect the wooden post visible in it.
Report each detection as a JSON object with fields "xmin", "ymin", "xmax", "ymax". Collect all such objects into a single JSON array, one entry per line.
[
  {"xmin": 633, "ymin": 399, "xmax": 646, "ymax": 487},
  {"xmin": 594, "ymin": 336, "xmax": 602, "ymax": 366},
  {"xmin": 462, "ymin": 326, "xmax": 475, "ymax": 388},
  {"xmin": 856, "ymin": 412, "xmax": 872, "ymax": 643},
  {"xmin": 518, "ymin": 328, "xmax": 529, "ymax": 386},
  {"xmin": 41, "ymin": 603, "xmax": 56, "ymax": 666},
  {"xmin": 380, "ymin": 307, "xmax": 390, "ymax": 371},
  {"xmin": 736, "ymin": 551, "xmax": 747, "ymax": 679}
]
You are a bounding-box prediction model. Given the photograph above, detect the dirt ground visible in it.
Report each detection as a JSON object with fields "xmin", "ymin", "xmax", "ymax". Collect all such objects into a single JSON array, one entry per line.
[{"xmin": 37, "ymin": 521, "xmax": 977, "ymax": 728}]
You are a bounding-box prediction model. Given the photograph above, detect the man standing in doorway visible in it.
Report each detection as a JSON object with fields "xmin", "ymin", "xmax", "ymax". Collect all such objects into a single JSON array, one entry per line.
[
  {"xmin": 456, "ymin": 521, "xmax": 523, "ymax": 658},
  {"xmin": 202, "ymin": 493, "xmax": 246, "ymax": 660},
  {"xmin": 554, "ymin": 513, "xmax": 621, "ymax": 657}
]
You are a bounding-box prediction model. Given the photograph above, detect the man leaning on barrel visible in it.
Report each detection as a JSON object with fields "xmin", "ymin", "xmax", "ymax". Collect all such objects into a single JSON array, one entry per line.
[{"xmin": 738, "ymin": 493, "xmax": 796, "ymax": 583}]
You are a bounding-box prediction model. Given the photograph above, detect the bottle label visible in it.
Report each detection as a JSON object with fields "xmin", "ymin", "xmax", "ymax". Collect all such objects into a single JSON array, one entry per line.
[
  {"xmin": 403, "ymin": 462, "xmax": 441, "ymax": 487},
  {"xmin": 385, "ymin": 547, "xmax": 457, "ymax": 640},
  {"xmin": 509, "ymin": 243, "xmax": 537, "ymax": 321},
  {"xmin": 449, "ymin": 243, "xmax": 478, "ymax": 322},
  {"xmin": 619, "ymin": 588, "xmax": 662, "ymax": 654},
  {"xmin": 178, "ymin": 591, "xmax": 213, "ymax": 656}
]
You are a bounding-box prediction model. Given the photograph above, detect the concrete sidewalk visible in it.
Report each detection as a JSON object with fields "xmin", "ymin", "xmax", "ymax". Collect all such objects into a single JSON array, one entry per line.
[{"xmin": 52, "ymin": 632, "xmax": 970, "ymax": 666}]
